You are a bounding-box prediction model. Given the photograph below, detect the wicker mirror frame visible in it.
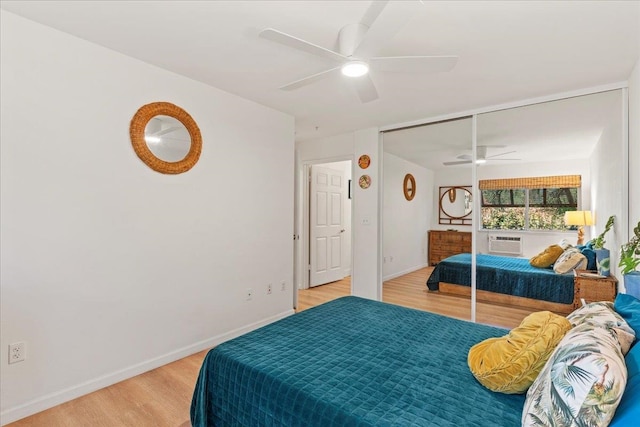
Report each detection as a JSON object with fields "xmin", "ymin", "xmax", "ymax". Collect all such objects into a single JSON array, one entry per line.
[
  {"xmin": 130, "ymin": 102, "xmax": 202, "ymax": 174},
  {"xmin": 403, "ymin": 174, "xmax": 416, "ymax": 201}
]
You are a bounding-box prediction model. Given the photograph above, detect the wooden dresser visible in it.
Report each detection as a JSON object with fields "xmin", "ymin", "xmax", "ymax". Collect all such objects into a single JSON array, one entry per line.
[{"xmin": 428, "ymin": 230, "xmax": 472, "ymax": 265}]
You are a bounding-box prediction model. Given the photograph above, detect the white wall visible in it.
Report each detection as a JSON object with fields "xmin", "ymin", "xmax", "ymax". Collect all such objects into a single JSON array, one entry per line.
[
  {"xmin": 474, "ymin": 160, "xmax": 592, "ymax": 258},
  {"xmin": 0, "ymin": 11, "xmax": 294, "ymax": 424},
  {"xmin": 590, "ymin": 108, "xmax": 625, "ymax": 280},
  {"xmin": 382, "ymin": 153, "xmax": 433, "ymax": 280},
  {"xmin": 296, "ymin": 128, "xmax": 381, "ymax": 300},
  {"xmin": 624, "ymin": 55, "xmax": 640, "ymax": 292}
]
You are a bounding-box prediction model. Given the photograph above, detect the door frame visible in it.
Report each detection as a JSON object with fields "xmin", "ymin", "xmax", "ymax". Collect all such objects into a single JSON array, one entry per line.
[{"xmin": 294, "ymin": 156, "xmax": 354, "ymax": 305}]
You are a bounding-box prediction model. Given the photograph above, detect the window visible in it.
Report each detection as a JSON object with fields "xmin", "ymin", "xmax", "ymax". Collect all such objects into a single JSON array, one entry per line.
[{"xmin": 479, "ymin": 175, "xmax": 580, "ymax": 231}]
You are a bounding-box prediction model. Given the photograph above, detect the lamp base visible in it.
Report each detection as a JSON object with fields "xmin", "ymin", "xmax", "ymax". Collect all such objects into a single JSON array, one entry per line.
[{"xmin": 576, "ymin": 226, "xmax": 585, "ymax": 246}]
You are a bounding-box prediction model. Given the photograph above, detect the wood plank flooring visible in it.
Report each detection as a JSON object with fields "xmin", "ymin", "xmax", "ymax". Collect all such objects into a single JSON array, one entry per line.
[{"xmin": 8, "ymin": 267, "xmax": 536, "ymax": 426}]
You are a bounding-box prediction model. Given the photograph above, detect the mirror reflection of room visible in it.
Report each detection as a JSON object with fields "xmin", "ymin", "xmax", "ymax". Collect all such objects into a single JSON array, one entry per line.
[
  {"xmin": 383, "ymin": 117, "xmax": 473, "ymax": 321},
  {"xmin": 383, "ymin": 90, "xmax": 625, "ymax": 330},
  {"xmin": 144, "ymin": 115, "xmax": 191, "ymax": 162}
]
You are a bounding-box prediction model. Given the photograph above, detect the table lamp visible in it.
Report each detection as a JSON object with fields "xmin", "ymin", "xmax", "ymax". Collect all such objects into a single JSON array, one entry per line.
[{"xmin": 564, "ymin": 211, "xmax": 594, "ymax": 245}]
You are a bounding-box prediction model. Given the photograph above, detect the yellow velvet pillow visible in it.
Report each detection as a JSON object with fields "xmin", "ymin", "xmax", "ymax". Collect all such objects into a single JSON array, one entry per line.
[
  {"xmin": 467, "ymin": 311, "xmax": 571, "ymax": 394},
  {"xmin": 529, "ymin": 244, "xmax": 564, "ymax": 268}
]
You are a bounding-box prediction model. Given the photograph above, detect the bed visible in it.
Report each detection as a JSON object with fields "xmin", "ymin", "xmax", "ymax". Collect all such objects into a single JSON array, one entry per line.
[
  {"xmin": 191, "ymin": 296, "xmax": 526, "ymax": 426},
  {"xmin": 426, "ymin": 253, "xmax": 584, "ymax": 314}
]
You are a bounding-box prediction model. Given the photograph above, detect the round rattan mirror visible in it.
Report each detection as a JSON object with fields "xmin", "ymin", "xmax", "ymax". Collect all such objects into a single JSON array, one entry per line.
[
  {"xmin": 403, "ymin": 173, "xmax": 416, "ymax": 201},
  {"xmin": 130, "ymin": 102, "xmax": 202, "ymax": 174}
]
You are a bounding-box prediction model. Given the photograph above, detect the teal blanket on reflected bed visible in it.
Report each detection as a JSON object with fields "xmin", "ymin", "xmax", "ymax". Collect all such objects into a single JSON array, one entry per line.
[
  {"xmin": 427, "ymin": 253, "xmax": 575, "ymax": 304},
  {"xmin": 191, "ymin": 296, "xmax": 525, "ymax": 426}
]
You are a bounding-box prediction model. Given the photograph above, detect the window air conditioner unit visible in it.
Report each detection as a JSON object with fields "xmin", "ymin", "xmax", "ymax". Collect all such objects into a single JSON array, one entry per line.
[{"xmin": 488, "ymin": 235, "xmax": 523, "ymax": 256}]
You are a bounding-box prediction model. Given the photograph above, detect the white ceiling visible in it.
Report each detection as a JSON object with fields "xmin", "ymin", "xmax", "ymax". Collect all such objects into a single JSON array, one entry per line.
[
  {"xmin": 383, "ymin": 89, "xmax": 623, "ymax": 170},
  {"xmin": 1, "ymin": 0, "xmax": 638, "ymax": 146}
]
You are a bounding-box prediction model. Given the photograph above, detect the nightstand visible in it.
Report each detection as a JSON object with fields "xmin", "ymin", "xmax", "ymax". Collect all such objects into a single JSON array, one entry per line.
[{"xmin": 573, "ymin": 270, "xmax": 618, "ymax": 307}]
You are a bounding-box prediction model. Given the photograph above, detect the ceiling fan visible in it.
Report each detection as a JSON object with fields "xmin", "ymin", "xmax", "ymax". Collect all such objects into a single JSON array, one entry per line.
[
  {"xmin": 443, "ymin": 146, "xmax": 521, "ymax": 166},
  {"xmin": 258, "ymin": 1, "xmax": 458, "ymax": 103}
]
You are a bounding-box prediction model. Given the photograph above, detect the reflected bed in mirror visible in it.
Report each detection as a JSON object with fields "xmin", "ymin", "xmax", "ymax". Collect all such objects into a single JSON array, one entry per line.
[{"xmin": 439, "ymin": 186, "xmax": 472, "ymax": 225}]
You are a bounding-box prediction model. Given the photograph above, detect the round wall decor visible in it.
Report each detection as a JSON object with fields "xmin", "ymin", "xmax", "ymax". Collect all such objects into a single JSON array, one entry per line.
[
  {"xmin": 358, "ymin": 154, "xmax": 371, "ymax": 169},
  {"xmin": 359, "ymin": 175, "xmax": 372, "ymax": 189},
  {"xmin": 403, "ymin": 173, "xmax": 416, "ymax": 201},
  {"xmin": 130, "ymin": 102, "xmax": 202, "ymax": 174}
]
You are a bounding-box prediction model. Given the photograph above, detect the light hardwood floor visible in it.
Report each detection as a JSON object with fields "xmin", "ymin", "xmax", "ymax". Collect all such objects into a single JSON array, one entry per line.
[{"xmin": 9, "ymin": 267, "xmax": 535, "ymax": 426}]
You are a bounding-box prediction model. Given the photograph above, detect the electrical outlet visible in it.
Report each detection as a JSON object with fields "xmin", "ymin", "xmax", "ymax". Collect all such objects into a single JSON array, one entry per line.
[
  {"xmin": 280, "ymin": 281, "xmax": 286, "ymax": 292},
  {"xmin": 8, "ymin": 342, "xmax": 25, "ymax": 364},
  {"xmin": 246, "ymin": 288, "xmax": 253, "ymax": 301},
  {"xmin": 267, "ymin": 283, "xmax": 272, "ymax": 295}
]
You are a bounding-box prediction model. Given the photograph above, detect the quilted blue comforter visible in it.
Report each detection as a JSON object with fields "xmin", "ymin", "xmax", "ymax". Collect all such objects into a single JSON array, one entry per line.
[
  {"xmin": 426, "ymin": 253, "xmax": 574, "ymax": 304},
  {"xmin": 191, "ymin": 296, "xmax": 525, "ymax": 426}
]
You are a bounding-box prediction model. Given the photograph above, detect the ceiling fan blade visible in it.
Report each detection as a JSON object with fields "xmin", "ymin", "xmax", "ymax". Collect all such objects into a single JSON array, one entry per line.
[
  {"xmin": 370, "ymin": 56, "xmax": 458, "ymax": 73},
  {"xmin": 259, "ymin": 28, "xmax": 346, "ymax": 63},
  {"xmin": 488, "ymin": 158, "xmax": 521, "ymax": 161},
  {"xmin": 443, "ymin": 160, "xmax": 472, "ymax": 166},
  {"xmin": 360, "ymin": 0, "xmax": 389, "ymax": 28},
  {"xmin": 354, "ymin": 1, "xmax": 418, "ymax": 57},
  {"xmin": 279, "ymin": 66, "xmax": 342, "ymax": 91},
  {"xmin": 487, "ymin": 150, "xmax": 517, "ymax": 159},
  {"xmin": 352, "ymin": 74, "xmax": 379, "ymax": 103}
]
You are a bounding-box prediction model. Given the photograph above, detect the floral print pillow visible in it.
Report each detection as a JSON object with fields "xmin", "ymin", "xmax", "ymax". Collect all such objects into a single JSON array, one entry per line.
[
  {"xmin": 567, "ymin": 302, "xmax": 636, "ymax": 354},
  {"xmin": 522, "ymin": 322, "xmax": 630, "ymax": 426}
]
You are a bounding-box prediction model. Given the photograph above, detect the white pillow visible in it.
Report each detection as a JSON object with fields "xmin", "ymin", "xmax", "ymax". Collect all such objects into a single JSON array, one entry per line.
[
  {"xmin": 557, "ymin": 238, "xmax": 573, "ymax": 250},
  {"xmin": 553, "ymin": 247, "xmax": 587, "ymax": 274}
]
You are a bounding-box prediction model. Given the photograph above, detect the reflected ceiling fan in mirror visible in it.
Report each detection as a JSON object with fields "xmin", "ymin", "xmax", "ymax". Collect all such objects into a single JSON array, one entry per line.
[
  {"xmin": 443, "ymin": 146, "xmax": 521, "ymax": 166},
  {"xmin": 259, "ymin": 1, "xmax": 458, "ymax": 103}
]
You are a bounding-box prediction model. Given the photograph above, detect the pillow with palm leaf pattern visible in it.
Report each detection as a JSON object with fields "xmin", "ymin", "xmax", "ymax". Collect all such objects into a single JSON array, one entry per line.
[
  {"xmin": 567, "ymin": 301, "xmax": 636, "ymax": 355},
  {"xmin": 522, "ymin": 322, "xmax": 631, "ymax": 427}
]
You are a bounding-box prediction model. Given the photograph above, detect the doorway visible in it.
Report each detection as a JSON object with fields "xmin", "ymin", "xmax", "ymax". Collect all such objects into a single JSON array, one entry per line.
[{"xmin": 298, "ymin": 159, "xmax": 353, "ymax": 294}]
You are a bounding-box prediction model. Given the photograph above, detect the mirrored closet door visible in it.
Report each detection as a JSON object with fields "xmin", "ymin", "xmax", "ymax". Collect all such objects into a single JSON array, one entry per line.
[
  {"xmin": 474, "ymin": 89, "xmax": 625, "ymax": 328},
  {"xmin": 382, "ymin": 117, "xmax": 473, "ymax": 321}
]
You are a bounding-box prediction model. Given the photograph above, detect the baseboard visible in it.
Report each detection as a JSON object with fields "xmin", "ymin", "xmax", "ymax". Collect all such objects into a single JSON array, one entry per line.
[
  {"xmin": 383, "ymin": 263, "xmax": 429, "ymax": 282},
  {"xmin": 0, "ymin": 309, "xmax": 295, "ymax": 426}
]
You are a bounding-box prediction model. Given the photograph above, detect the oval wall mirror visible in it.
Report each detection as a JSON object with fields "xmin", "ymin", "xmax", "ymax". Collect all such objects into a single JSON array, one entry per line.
[
  {"xmin": 439, "ymin": 186, "xmax": 472, "ymax": 225},
  {"xmin": 403, "ymin": 174, "xmax": 416, "ymax": 201},
  {"xmin": 130, "ymin": 102, "xmax": 202, "ymax": 174}
]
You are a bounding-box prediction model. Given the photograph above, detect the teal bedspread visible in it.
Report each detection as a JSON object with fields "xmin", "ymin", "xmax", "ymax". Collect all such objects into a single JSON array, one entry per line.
[
  {"xmin": 191, "ymin": 296, "xmax": 525, "ymax": 426},
  {"xmin": 426, "ymin": 253, "xmax": 574, "ymax": 304}
]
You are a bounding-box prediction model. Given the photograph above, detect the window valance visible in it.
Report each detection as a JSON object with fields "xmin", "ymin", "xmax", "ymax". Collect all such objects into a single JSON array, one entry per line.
[{"xmin": 479, "ymin": 175, "xmax": 581, "ymax": 190}]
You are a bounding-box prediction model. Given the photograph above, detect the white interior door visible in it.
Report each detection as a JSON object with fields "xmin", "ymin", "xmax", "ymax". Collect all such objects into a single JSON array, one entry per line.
[{"xmin": 310, "ymin": 165, "xmax": 345, "ymax": 287}]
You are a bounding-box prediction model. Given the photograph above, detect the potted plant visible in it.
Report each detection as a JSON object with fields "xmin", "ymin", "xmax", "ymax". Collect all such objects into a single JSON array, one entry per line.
[
  {"xmin": 619, "ymin": 220, "xmax": 640, "ymax": 298},
  {"xmin": 592, "ymin": 215, "xmax": 614, "ymax": 276}
]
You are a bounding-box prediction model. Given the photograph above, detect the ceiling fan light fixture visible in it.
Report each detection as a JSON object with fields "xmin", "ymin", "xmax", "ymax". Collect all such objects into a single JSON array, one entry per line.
[
  {"xmin": 341, "ymin": 61, "xmax": 369, "ymax": 77},
  {"xmin": 475, "ymin": 159, "xmax": 487, "ymax": 164},
  {"xmin": 145, "ymin": 136, "xmax": 161, "ymax": 144}
]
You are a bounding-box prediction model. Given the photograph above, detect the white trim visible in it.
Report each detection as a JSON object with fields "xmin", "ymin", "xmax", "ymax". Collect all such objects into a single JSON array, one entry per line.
[
  {"xmin": 380, "ymin": 82, "xmax": 629, "ymax": 132},
  {"xmin": 471, "ymin": 114, "xmax": 478, "ymax": 323},
  {"xmin": 376, "ymin": 131, "xmax": 384, "ymax": 301},
  {"xmin": 0, "ymin": 309, "xmax": 295, "ymax": 426},
  {"xmin": 382, "ymin": 263, "xmax": 429, "ymax": 282}
]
